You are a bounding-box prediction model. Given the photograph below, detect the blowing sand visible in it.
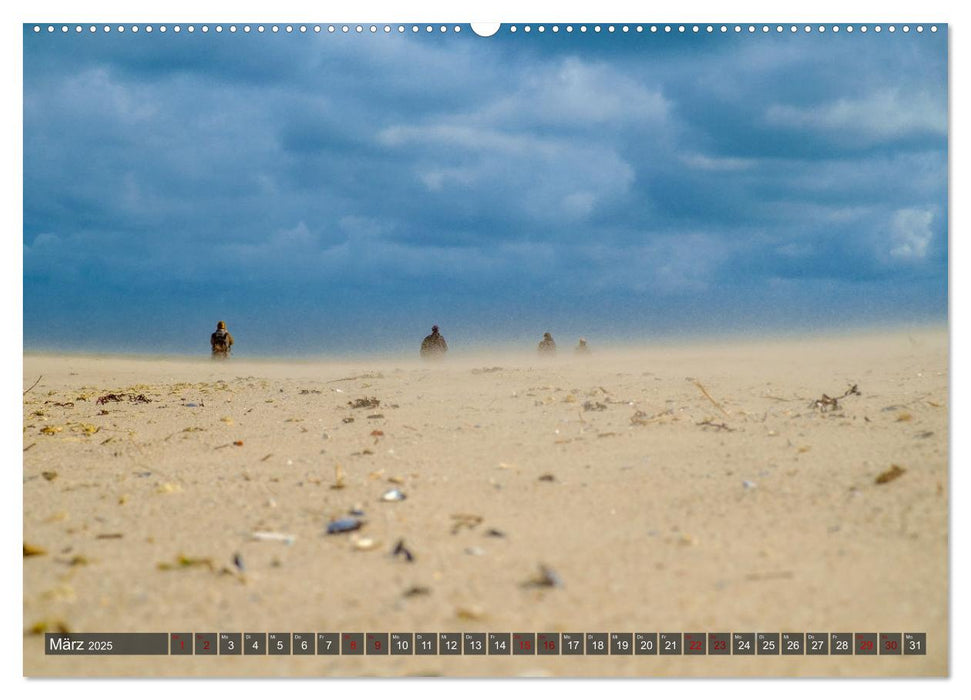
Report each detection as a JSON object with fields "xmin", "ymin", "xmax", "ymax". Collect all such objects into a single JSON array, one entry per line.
[{"xmin": 22, "ymin": 327, "xmax": 948, "ymax": 677}]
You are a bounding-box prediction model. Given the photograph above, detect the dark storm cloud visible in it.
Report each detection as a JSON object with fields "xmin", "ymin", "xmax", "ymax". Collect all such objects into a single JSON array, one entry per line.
[{"xmin": 23, "ymin": 25, "xmax": 947, "ymax": 354}]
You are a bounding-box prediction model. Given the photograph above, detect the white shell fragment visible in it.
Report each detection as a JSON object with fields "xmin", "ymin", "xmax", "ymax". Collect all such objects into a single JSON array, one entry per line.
[
  {"xmin": 251, "ymin": 531, "xmax": 296, "ymax": 545},
  {"xmin": 381, "ymin": 488, "xmax": 406, "ymax": 502}
]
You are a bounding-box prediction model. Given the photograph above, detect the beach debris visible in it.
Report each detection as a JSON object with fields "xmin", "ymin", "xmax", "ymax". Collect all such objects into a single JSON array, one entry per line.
[
  {"xmin": 521, "ymin": 564, "xmax": 562, "ymax": 589},
  {"xmin": 697, "ymin": 419, "xmax": 735, "ymax": 432},
  {"xmin": 232, "ymin": 553, "xmax": 245, "ymax": 572},
  {"xmin": 342, "ymin": 417, "xmax": 355, "ymax": 424},
  {"xmin": 456, "ymin": 605, "xmax": 486, "ymax": 620},
  {"xmin": 896, "ymin": 412, "xmax": 913, "ymax": 422},
  {"xmin": 630, "ymin": 408, "xmax": 674, "ymax": 426},
  {"xmin": 811, "ymin": 384, "xmax": 860, "ymax": 412},
  {"xmin": 96, "ymin": 392, "xmax": 151, "ymax": 405},
  {"xmin": 485, "ymin": 528, "xmax": 506, "ymax": 538},
  {"xmin": 326, "ymin": 517, "xmax": 363, "ymax": 535},
  {"xmin": 251, "ymin": 531, "xmax": 296, "ymax": 545},
  {"xmin": 583, "ymin": 400, "xmax": 607, "ymax": 411},
  {"xmin": 298, "ymin": 388, "xmax": 322, "ymax": 395},
  {"xmin": 349, "ymin": 397, "xmax": 380, "ymax": 409},
  {"xmin": 370, "ymin": 429, "xmax": 384, "ymax": 437},
  {"xmin": 465, "ymin": 546, "xmax": 486, "ymax": 556},
  {"xmin": 23, "ymin": 442, "xmax": 36, "ymax": 452},
  {"xmin": 41, "ymin": 471, "xmax": 58, "ymax": 482},
  {"xmin": 156, "ymin": 482, "xmax": 182, "ymax": 494},
  {"xmin": 157, "ymin": 554, "xmax": 215, "ymax": 571},
  {"xmin": 233, "ymin": 440, "xmax": 244, "ymax": 446},
  {"xmin": 916, "ymin": 431, "xmax": 935, "ymax": 439},
  {"xmin": 349, "ymin": 505, "xmax": 366, "ymax": 516},
  {"xmin": 450, "ymin": 513, "xmax": 483, "ymax": 534},
  {"xmin": 392, "ymin": 538, "xmax": 414, "ymax": 562},
  {"xmin": 60, "ymin": 555, "xmax": 90, "ymax": 567},
  {"xmin": 875, "ymin": 464, "xmax": 906, "ymax": 485},
  {"xmin": 403, "ymin": 585, "xmax": 431, "ymax": 597},
  {"xmin": 330, "ymin": 463, "xmax": 346, "ymax": 490},
  {"xmin": 367, "ymin": 414, "xmax": 384, "ymax": 419},
  {"xmin": 381, "ymin": 488, "xmax": 406, "ymax": 502},
  {"xmin": 39, "ymin": 426, "xmax": 62, "ymax": 435},
  {"xmin": 24, "ymin": 543, "xmax": 47, "ymax": 557},
  {"xmin": 23, "ymin": 375, "xmax": 43, "ymax": 395},
  {"xmin": 538, "ymin": 473, "xmax": 556, "ymax": 482},
  {"xmin": 353, "ymin": 537, "xmax": 381, "ymax": 551},
  {"xmin": 693, "ymin": 380, "xmax": 730, "ymax": 417},
  {"xmin": 678, "ymin": 533, "xmax": 699, "ymax": 547},
  {"xmin": 742, "ymin": 480, "xmax": 757, "ymax": 490},
  {"xmin": 28, "ymin": 619, "xmax": 71, "ymax": 635},
  {"xmin": 96, "ymin": 533, "xmax": 124, "ymax": 539}
]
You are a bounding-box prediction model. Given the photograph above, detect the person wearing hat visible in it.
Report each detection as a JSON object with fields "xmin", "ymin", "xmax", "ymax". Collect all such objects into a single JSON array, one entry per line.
[
  {"xmin": 575, "ymin": 337, "xmax": 590, "ymax": 355},
  {"xmin": 211, "ymin": 320, "xmax": 234, "ymax": 359},
  {"xmin": 420, "ymin": 325, "xmax": 448, "ymax": 359},
  {"xmin": 537, "ymin": 332, "xmax": 557, "ymax": 355}
]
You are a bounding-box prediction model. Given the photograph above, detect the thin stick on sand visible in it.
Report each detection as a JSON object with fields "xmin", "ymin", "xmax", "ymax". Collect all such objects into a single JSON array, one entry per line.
[
  {"xmin": 693, "ymin": 380, "xmax": 730, "ymax": 417},
  {"xmin": 23, "ymin": 375, "xmax": 43, "ymax": 395}
]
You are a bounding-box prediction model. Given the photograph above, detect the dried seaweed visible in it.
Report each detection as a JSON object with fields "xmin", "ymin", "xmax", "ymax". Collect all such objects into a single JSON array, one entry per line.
[
  {"xmin": 696, "ymin": 419, "xmax": 736, "ymax": 432},
  {"xmin": 96, "ymin": 392, "xmax": 152, "ymax": 405},
  {"xmin": 875, "ymin": 464, "xmax": 905, "ymax": 485},
  {"xmin": 693, "ymin": 380, "xmax": 730, "ymax": 416},
  {"xmin": 811, "ymin": 384, "xmax": 860, "ymax": 412},
  {"xmin": 348, "ymin": 397, "xmax": 381, "ymax": 409}
]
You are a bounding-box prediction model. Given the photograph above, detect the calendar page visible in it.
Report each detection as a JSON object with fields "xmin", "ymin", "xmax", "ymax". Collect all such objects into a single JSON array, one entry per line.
[{"xmin": 21, "ymin": 12, "xmax": 949, "ymax": 680}]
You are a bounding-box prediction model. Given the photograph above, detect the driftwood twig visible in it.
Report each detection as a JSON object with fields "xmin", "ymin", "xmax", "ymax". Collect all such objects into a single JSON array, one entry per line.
[{"xmin": 693, "ymin": 380, "xmax": 730, "ymax": 417}]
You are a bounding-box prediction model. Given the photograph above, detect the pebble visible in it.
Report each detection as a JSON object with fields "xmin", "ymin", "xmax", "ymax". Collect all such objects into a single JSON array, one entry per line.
[
  {"xmin": 381, "ymin": 488, "xmax": 406, "ymax": 502},
  {"xmin": 326, "ymin": 518, "xmax": 363, "ymax": 535}
]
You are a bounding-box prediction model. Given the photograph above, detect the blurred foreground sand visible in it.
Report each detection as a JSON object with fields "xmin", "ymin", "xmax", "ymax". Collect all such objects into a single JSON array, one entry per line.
[{"xmin": 22, "ymin": 328, "xmax": 948, "ymax": 676}]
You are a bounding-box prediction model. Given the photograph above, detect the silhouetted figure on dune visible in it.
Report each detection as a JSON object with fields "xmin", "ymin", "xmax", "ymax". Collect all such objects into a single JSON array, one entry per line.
[
  {"xmin": 537, "ymin": 332, "xmax": 557, "ymax": 356},
  {"xmin": 420, "ymin": 325, "xmax": 448, "ymax": 359}
]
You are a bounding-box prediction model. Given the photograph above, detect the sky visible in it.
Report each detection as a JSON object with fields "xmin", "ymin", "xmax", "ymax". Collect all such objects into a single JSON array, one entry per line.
[{"xmin": 22, "ymin": 23, "xmax": 948, "ymax": 357}]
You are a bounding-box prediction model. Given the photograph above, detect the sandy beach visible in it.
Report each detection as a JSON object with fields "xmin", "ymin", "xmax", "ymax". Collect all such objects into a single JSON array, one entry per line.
[{"xmin": 22, "ymin": 327, "xmax": 948, "ymax": 677}]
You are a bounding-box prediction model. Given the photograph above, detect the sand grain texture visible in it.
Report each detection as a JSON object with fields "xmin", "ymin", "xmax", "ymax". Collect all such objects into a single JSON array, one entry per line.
[{"xmin": 22, "ymin": 329, "xmax": 948, "ymax": 677}]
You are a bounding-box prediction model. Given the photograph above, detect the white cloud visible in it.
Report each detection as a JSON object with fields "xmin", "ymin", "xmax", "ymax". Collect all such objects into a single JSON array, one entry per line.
[
  {"xmin": 888, "ymin": 208, "xmax": 934, "ymax": 261},
  {"xmin": 765, "ymin": 88, "xmax": 946, "ymax": 142},
  {"xmin": 379, "ymin": 124, "xmax": 635, "ymax": 223},
  {"xmin": 478, "ymin": 57, "xmax": 670, "ymax": 128},
  {"xmin": 681, "ymin": 153, "xmax": 756, "ymax": 172}
]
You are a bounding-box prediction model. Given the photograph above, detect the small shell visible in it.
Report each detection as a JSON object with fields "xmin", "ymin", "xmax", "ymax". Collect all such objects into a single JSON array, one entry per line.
[
  {"xmin": 251, "ymin": 531, "xmax": 296, "ymax": 545},
  {"xmin": 381, "ymin": 488, "xmax": 406, "ymax": 502},
  {"xmin": 353, "ymin": 537, "xmax": 380, "ymax": 551}
]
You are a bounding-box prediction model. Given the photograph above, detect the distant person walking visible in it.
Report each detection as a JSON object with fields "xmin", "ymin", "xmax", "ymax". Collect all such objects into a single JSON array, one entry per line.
[
  {"xmin": 211, "ymin": 320, "xmax": 234, "ymax": 359},
  {"xmin": 537, "ymin": 332, "xmax": 557, "ymax": 356},
  {"xmin": 420, "ymin": 325, "xmax": 448, "ymax": 359},
  {"xmin": 575, "ymin": 337, "xmax": 590, "ymax": 355}
]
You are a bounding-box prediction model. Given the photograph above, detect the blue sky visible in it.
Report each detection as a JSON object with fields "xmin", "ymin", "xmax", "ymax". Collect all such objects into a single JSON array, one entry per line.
[{"xmin": 22, "ymin": 24, "xmax": 948, "ymax": 356}]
